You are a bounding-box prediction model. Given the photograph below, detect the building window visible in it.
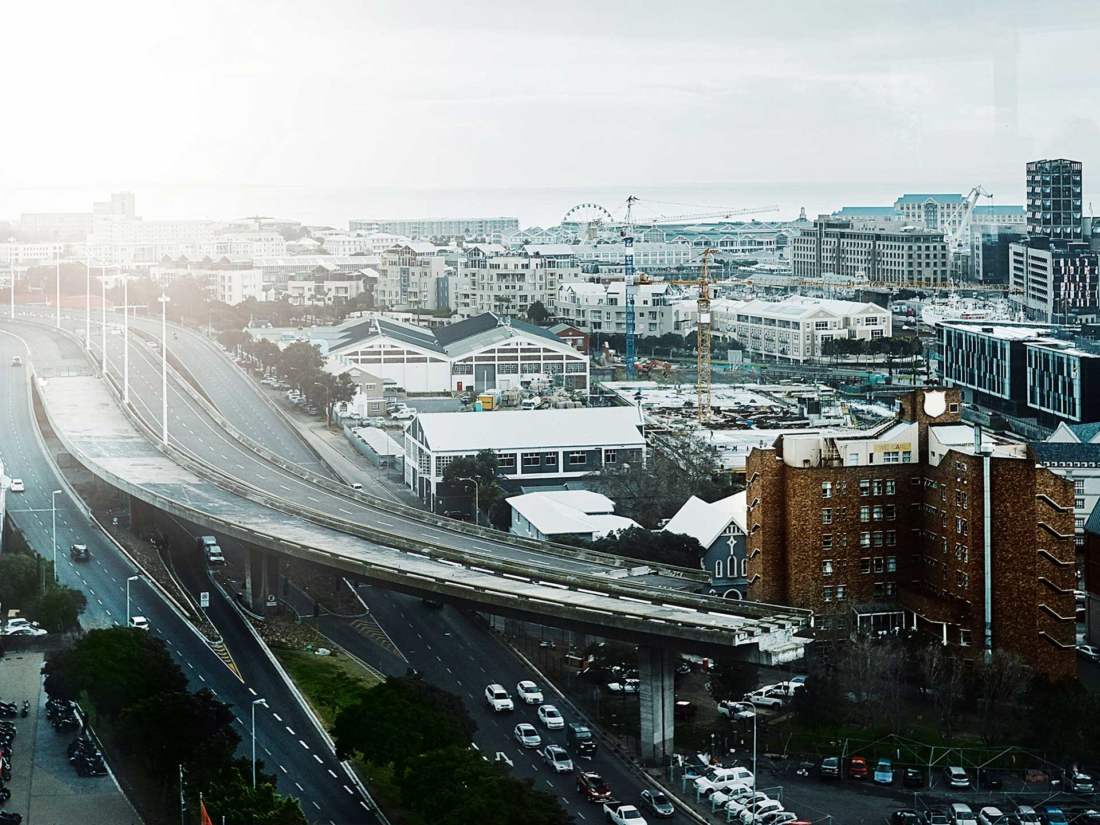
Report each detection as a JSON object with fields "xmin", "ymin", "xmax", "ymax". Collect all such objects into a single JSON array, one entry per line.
[
  {"xmin": 886, "ymin": 530, "xmax": 896, "ymax": 547},
  {"xmin": 822, "ymin": 534, "xmax": 833, "ymax": 549},
  {"xmin": 955, "ymin": 543, "xmax": 968, "ymax": 562},
  {"xmin": 848, "ymin": 452, "xmax": 859, "ymax": 466},
  {"xmin": 956, "ymin": 571, "xmax": 969, "ymax": 589},
  {"xmin": 859, "ymin": 506, "xmax": 870, "ymax": 522},
  {"xmin": 873, "ymin": 557, "xmax": 884, "ymax": 573},
  {"xmin": 568, "ymin": 451, "xmax": 586, "ymax": 466},
  {"xmin": 884, "ymin": 504, "xmax": 896, "ymax": 521},
  {"xmin": 871, "ymin": 479, "xmax": 882, "ymax": 496},
  {"xmin": 860, "ymin": 532, "xmax": 871, "ymax": 548},
  {"xmin": 522, "ymin": 452, "xmax": 541, "ymax": 467},
  {"xmin": 822, "ymin": 559, "xmax": 834, "ymax": 576},
  {"xmin": 1075, "ymin": 479, "xmax": 1085, "ymax": 495},
  {"xmin": 884, "ymin": 582, "xmax": 897, "ymax": 598},
  {"xmin": 885, "ymin": 479, "xmax": 896, "ymax": 495},
  {"xmin": 1076, "ymin": 497, "xmax": 1086, "ymax": 510},
  {"xmin": 715, "ymin": 560, "xmax": 724, "ymax": 579},
  {"xmin": 821, "ymin": 481, "xmax": 833, "ymax": 498},
  {"xmin": 956, "ymin": 517, "xmax": 968, "ymax": 536},
  {"xmin": 955, "ymin": 490, "xmax": 968, "ymax": 508},
  {"xmin": 740, "ymin": 559, "xmax": 748, "ymax": 577},
  {"xmin": 835, "ymin": 584, "xmax": 847, "ymax": 601},
  {"xmin": 872, "ymin": 505, "xmax": 883, "ymax": 521},
  {"xmin": 886, "ymin": 555, "xmax": 896, "ymax": 573},
  {"xmin": 873, "ymin": 531, "xmax": 884, "ymax": 547},
  {"xmin": 859, "ymin": 479, "xmax": 871, "ymax": 496},
  {"xmin": 822, "ymin": 508, "xmax": 833, "ymax": 525},
  {"xmin": 822, "ymin": 586, "xmax": 833, "ymax": 602},
  {"xmin": 604, "ymin": 449, "xmax": 617, "ymax": 464},
  {"xmin": 860, "ymin": 557, "xmax": 871, "ymax": 574},
  {"xmin": 959, "ymin": 629, "xmax": 971, "ymax": 646},
  {"xmin": 497, "ymin": 454, "xmax": 516, "ymax": 472},
  {"xmin": 873, "ymin": 581, "xmax": 885, "ymax": 599}
]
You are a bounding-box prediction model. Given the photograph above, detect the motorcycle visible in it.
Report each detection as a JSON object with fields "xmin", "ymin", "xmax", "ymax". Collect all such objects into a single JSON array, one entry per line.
[
  {"xmin": 0, "ymin": 811, "xmax": 22, "ymax": 824},
  {"xmin": 18, "ymin": 702, "xmax": 27, "ymax": 719}
]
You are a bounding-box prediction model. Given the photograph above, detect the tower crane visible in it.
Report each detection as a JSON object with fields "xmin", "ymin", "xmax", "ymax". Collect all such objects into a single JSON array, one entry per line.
[
  {"xmin": 619, "ymin": 198, "xmax": 780, "ymax": 379},
  {"xmin": 946, "ymin": 186, "xmax": 992, "ymax": 282},
  {"xmin": 696, "ymin": 249, "xmax": 716, "ymax": 423}
]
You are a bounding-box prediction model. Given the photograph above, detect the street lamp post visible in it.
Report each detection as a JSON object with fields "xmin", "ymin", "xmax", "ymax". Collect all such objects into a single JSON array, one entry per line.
[
  {"xmin": 159, "ymin": 292, "xmax": 171, "ymax": 445},
  {"xmin": 55, "ymin": 247, "xmax": 61, "ymax": 329},
  {"xmin": 251, "ymin": 698, "xmax": 269, "ymax": 788},
  {"xmin": 123, "ymin": 274, "xmax": 130, "ymax": 405},
  {"xmin": 126, "ymin": 575, "xmax": 139, "ymax": 626},
  {"xmin": 733, "ymin": 702, "xmax": 758, "ymax": 813},
  {"xmin": 457, "ymin": 476, "xmax": 479, "ymax": 525},
  {"xmin": 51, "ymin": 490, "xmax": 62, "ymax": 579},
  {"xmin": 84, "ymin": 252, "xmax": 91, "ymax": 352}
]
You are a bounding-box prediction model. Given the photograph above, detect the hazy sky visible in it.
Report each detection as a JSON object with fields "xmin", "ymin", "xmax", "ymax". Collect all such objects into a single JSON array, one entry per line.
[{"xmin": 3, "ymin": 1, "xmax": 1100, "ymax": 221}]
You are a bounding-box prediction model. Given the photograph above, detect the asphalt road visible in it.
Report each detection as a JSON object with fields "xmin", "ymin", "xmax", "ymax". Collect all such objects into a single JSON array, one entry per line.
[{"xmin": 0, "ymin": 326, "xmax": 374, "ymax": 825}]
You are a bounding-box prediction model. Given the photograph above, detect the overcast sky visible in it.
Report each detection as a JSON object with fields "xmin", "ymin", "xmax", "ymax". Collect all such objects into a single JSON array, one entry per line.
[{"xmin": 2, "ymin": 1, "xmax": 1100, "ymax": 219}]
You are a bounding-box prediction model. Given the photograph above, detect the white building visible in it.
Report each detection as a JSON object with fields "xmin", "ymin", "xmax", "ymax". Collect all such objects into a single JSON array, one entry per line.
[
  {"xmin": 712, "ymin": 295, "xmax": 892, "ymax": 362},
  {"xmin": 210, "ymin": 232, "xmax": 286, "ymax": 259},
  {"xmin": 403, "ymin": 406, "xmax": 645, "ymax": 505},
  {"xmin": 375, "ymin": 242, "xmax": 454, "ymax": 311},
  {"xmin": 254, "ymin": 256, "xmax": 377, "ymax": 287},
  {"xmin": 571, "ymin": 240, "xmax": 696, "ymax": 271},
  {"xmin": 322, "ymin": 233, "xmax": 409, "ymax": 256},
  {"xmin": 1035, "ymin": 422, "xmax": 1100, "ymax": 547},
  {"xmin": 210, "ymin": 268, "xmax": 267, "ymax": 305},
  {"xmin": 555, "ymin": 281, "xmax": 698, "ymax": 336},
  {"xmin": 508, "ymin": 490, "xmax": 638, "ymax": 542},
  {"xmin": 286, "ymin": 275, "xmax": 365, "ymax": 306},
  {"xmin": 0, "ymin": 241, "xmax": 65, "ymax": 266},
  {"xmin": 455, "ymin": 244, "xmax": 584, "ymax": 319}
]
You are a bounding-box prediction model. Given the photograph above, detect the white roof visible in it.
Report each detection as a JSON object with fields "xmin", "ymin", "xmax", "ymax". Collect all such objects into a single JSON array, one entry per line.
[
  {"xmin": 507, "ymin": 491, "xmax": 637, "ymax": 538},
  {"xmin": 352, "ymin": 427, "xmax": 403, "ymax": 457},
  {"xmin": 662, "ymin": 492, "xmax": 745, "ymax": 548},
  {"xmin": 415, "ymin": 407, "xmax": 644, "ymax": 453}
]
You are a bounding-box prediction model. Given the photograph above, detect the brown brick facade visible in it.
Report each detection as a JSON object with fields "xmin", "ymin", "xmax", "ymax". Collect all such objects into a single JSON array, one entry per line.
[{"xmin": 747, "ymin": 388, "xmax": 1076, "ymax": 679}]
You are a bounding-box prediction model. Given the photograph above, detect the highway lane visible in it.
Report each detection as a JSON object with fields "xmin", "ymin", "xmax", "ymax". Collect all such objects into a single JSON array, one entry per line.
[{"xmin": 0, "ymin": 327, "xmax": 375, "ymax": 825}]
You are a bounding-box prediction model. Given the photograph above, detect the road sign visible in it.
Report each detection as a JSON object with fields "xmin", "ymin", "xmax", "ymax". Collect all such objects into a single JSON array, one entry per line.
[
  {"xmin": 266, "ymin": 594, "xmax": 277, "ymax": 607},
  {"xmin": 199, "ymin": 591, "xmax": 210, "ymax": 609}
]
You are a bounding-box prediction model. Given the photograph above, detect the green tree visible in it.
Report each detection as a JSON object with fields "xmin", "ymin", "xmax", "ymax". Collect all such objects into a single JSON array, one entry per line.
[
  {"xmin": 526, "ymin": 300, "xmax": 552, "ymax": 326},
  {"xmin": 201, "ymin": 765, "xmax": 307, "ymax": 825},
  {"xmin": 117, "ymin": 689, "xmax": 238, "ymax": 788},
  {"xmin": 276, "ymin": 341, "xmax": 324, "ymax": 391},
  {"xmin": 0, "ymin": 553, "xmax": 43, "ymax": 608},
  {"xmin": 587, "ymin": 526, "xmax": 704, "ymax": 567},
  {"xmin": 43, "ymin": 627, "xmax": 187, "ymax": 717},
  {"xmin": 332, "ymin": 677, "xmax": 474, "ymax": 774},
  {"xmin": 217, "ymin": 328, "xmax": 251, "ymax": 352},
  {"xmin": 440, "ymin": 450, "xmax": 501, "ymax": 521},
  {"xmin": 28, "ymin": 584, "xmax": 87, "ymax": 633},
  {"xmin": 708, "ymin": 655, "xmax": 757, "ymax": 702},
  {"xmin": 306, "ymin": 371, "xmax": 357, "ymax": 423}
]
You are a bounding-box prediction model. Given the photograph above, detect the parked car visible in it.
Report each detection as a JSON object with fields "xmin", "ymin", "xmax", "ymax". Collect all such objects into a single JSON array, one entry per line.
[
  {"xmin": 1038, "ymin": 807, "xmax": 1069, "ymax": 825},
  {"xmin": 718, "ymin": 700, "xmax": 756, "ymax": 720},
  {"xmin": 903, "ymin": 767, "xmax": 924, "ymax": 788},
  {"xmin": 742, "ymin": 688, "xmax": 784, "ymax": 710},
  {"xmin": 484, "ymin": 684, "xmax": 514, "ymax": 712},
  {"xmin": 1068, "ymin": 768, "xmax": 1096, "ymax": 794},
  {"xmin": 2, "ymin": 618, "xmax": 45, "ymax": 637},
  {"xmin": 538, "ymin": 745, "xmax": 573, "ymax": 773},
  {"xmin": 710, "ymin": 783, "xmax": 753, "ymax": 809},
  {"xmin": 944, "ymin": 766, "xmax": 971, "ymax": 789},
  {"xmin": 695, "ymin": 765, "xmax": 755, "ymax": 796},
  {"xmin": 516, "ymin": 680, "xmax": 543, "ymax": 704},
  {"xmin": 576, "ymin": 771, "xmax": 612, "ymax": 802},
  {"xmin": 891, "ymin": 811, "xmax": 923, "ymax": 825},
  {"xmin": 848, "ymin": 756, "xmax": 870, "ymax": 779},
  {"xmin": 512, "ymin": 723, "xmax": 541, "ymax": 749},
  {"xmin": 8, "ymin": 478, "xmax": 24, "ymax": 493},
  {"xmin": 129, "ymin": 616, "xmax": 150, "ymax": 631},
  {"xmin": 874, "ymin": 758, "xmax": 894, "ymax": 785},
  {"xmin": 1078, "ymin": 644, "xmax": 1100, "ymax": 663},
  {"xmin": 740, "ymin": 798, "xmax": 783, "ymax": 824},
  {"xmin": 726, "ymin": 792, "xmax": 771, "ymax": 820},
  {"xmin": 639, "ymin": 789, "xmax": 675, "ymax": 819},
  {"xmin": 976, "ymin": 807, "xmax": 1003, "ymax": 825},
  {"xmin": 923, "ymin": 809, "xmax": 950, "ymax": 825},
  {"xmin": 1013, "ymin": 806, "xmax": 1040, "ymax": 825},
  {"xmin": 536, "ymin": 704, "xmax": 564, "ymax": 730},
  {"xmin": 819, "ymin": 756, "xmax": 840, "ymax": 779},
  {"xmin": 603, "ymin": 801, "xmax": 647, "ymax": 825},
  {"xmin": 978, "ymin": 769, "xmax": 1003, "ymax": 790},
  {"xmin": 949, "ymin": 803, "xmax": 977, "ymax": 825}
]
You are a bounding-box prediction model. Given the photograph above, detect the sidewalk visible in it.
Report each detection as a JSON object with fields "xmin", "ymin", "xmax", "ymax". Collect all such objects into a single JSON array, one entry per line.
[{"xmin": 0, "ymin": 649, "xmax": 141, "ymax": 824}]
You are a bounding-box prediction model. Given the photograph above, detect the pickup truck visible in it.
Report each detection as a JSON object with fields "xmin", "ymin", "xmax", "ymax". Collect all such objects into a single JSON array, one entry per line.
[{"xmin": 602, "ymin": 801, "xmax": 647, "ymax": 825}]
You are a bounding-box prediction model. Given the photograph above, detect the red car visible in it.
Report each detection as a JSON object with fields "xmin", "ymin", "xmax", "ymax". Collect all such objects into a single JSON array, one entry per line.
[
  {"xmin": 848, "ymin": 756, "xmax": 870, "ymax": 779},
  {"xmin": 576, "ymin": 771, "xmax": 612, "ymax": 802}
]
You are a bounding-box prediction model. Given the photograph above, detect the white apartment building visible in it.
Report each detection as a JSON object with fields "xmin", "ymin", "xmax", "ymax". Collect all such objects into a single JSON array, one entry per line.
[
  {"xmin": 375, "ymin": 242, "xmax": 454, "ymax": 311},
  {"xmin": 322, "ymin": 233, "xmax": 409, "ymax": 256},
  {"xmin": 286, "ymin": 275, "xmax": 365, "ymax": 306},
  {"xmin": 210, "ymin": 268, "xmax": 266, "ymax": 305},
  {"xmin": 210, "ymin": 232, "xmax": 287, "ymax": 259},
  {"xmin": 712, "ymin": 295, "xmax": 892, "ymax": 362},
  {"xmin": 455, "ymin": 244, "xmax": 583, "ymax": 319},
  {"xmin": 555, "ymin": 281, "xmax": 698, "ymax": 337},
  {"xmin": 1035, "ymin": 422, "xmax": 1100, "ymax": 548},
  {"xmin": 792, "ymin": 217, "xmax": 949, "ymax": 286},
  {"xmin": 0, "ymin": 241, "xmax": 65, "ymax": 266},
  {"xmin": 571, "ymin": 240, "xmax": 696, "ymax": 270}
]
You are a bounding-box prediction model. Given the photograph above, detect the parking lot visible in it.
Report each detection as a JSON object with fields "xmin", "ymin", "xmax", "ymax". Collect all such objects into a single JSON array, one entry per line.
[{"xmin": 0, "ymin": 649, "xmax": 140, "ymax": 824}]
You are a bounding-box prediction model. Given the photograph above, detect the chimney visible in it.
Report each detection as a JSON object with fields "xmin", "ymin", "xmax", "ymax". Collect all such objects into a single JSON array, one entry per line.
[{"xmin": 973, "ymin": 423, "xmax": 982, "ymax": 455}]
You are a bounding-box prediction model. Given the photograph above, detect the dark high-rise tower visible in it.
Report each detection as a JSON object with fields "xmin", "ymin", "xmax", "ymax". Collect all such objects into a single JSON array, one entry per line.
[{"xmin": 1026, "ymin": 158, "xmax": 1083, "ymax": 241}]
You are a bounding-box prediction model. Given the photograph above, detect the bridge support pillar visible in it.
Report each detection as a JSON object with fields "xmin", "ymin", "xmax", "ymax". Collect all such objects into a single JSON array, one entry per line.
[
  {"xmin": 638, "ymin": 646, "xmax": 675, "ymax": 767},
  {"xmin": 245, "ymin": 547, "xmax": 280, "ymax": 614}
]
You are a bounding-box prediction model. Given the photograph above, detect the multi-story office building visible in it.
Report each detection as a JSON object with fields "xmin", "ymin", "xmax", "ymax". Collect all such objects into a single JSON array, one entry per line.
[
  {"xmin": 711, "ymin": 295, "xmax": 892, "ymax": 362},
  {"xmin": 18, "ymin": 211, "xmax": 94, "ymax": 241},
  {"xmin": 569, "ymin": 240, "xmax": 695, "ymax": 271},
  {"xmin": 350, "ymin": 216, "xmax": 519, "ymax": 242},
  {"xmin": 375, "ymin": 242, "xmax": 454, "ymax": 311},
  {"xmin": 209, "ymin": 268, "xmax": 267, "ymax": 306},
  {"xmin": 969, "ymin": 225, "xmax": 1026, "ymax": 284},
  {"xmin": 210, "ymin": 232, "xmax": 287, "ymax": 259},
  {"xmin": 1009, "ymin": 240, "xmax": 1099, "ymax": 323},
  {"xmin": 745, "ymin": 387, "xmax": 1076, "ymax": 678},
  {"xmin": 791, "ymin": 217, "xmax": 949, "ymax": 286},
  {"xmin": 893, "ymin": 194, "xmax": 969, "ymax": 235},
  {"xmin": 456, "ymin": 244, "xmax": 583, "ymax": 319},
  {"xmin": 1026, "ymin": 158, "xmax": 1083, "ymax": 241},
  {"xmin": 0, "ymin": 241, "xmax": 65, "ymax": 266},
  {"xmin": 939, "ymin": 321, "xmax": 1100, "ymax": 426},
  {"xmin": 554, "ymin": 281, "xmax": 697, "ymax": 337},
  {"xmin": 971, "ymin": 204, "xmax": 1026, "ymax": 228},
  {"xmin": 251, "ymin": 256, "xmax": 374, "ymax": 289}
]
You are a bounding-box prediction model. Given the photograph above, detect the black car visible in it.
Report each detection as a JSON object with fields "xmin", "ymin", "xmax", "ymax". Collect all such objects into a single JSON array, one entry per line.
[
  {"xmin": 819, "ymin": 756, "xmax": 840, "ymax": 779},
  {"xmin": 892, "ymin": 811, "xmax": 923, "ymax": 825},
  {"xmin": 978, "ymin": 768, "xmax": 1004, "ymax": 789},
  {"xmin": 903, "ymin": 767, "xmax": 924, "ymax": 788},
  {"xmin": 70, "ymin": 543, "xmax": 90, "ymax": 561},
  {"xmin": 924, "ymin": 809, "xmax": 949, "ymax": 825}
]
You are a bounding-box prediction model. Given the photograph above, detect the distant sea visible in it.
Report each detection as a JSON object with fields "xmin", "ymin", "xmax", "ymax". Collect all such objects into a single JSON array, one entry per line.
[{"xmin": 0, "ymin": 179, "xmax": 1026, "ymax": 230}]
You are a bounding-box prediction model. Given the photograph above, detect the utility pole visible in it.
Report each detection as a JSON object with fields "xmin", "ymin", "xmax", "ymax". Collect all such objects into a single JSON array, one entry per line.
[
  {"xmin": 55, "ymin": 246, "xmax": 61, "ymax": 329},
  {"xmin": 159, "ymin": 292, "xmax": 171, "ymax": 445}
]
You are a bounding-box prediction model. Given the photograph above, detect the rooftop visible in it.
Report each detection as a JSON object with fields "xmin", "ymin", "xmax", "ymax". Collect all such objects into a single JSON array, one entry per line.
[
  {"xmin": 663, "ymin": 492, "xmax": 746, "ymax": 548},
  {"xmin": 413, "ymin": 406, "xmax": 645, "ymax": 453},
  {"xmin": 894, "ymin": 193, "xmax": 965, "ymax": 205}
]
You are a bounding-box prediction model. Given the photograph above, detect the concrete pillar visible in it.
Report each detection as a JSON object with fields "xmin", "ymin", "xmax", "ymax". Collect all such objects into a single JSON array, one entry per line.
[
  {"xmin": 244, "ymin": 547, "xmax": 280, "ymax": 614},
  {"xmin": 638, "ymin": 646, "xmax": 675, "ymax": 767}
]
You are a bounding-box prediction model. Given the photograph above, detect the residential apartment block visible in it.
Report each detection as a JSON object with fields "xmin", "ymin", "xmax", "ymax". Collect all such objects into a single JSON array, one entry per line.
[
  {"xmin": 791, "ymin": 217, "xmax": 950, "ymax": 286},
  {"xmin": 1008, "ymin": 240, "xmax": 1099, "ymax": 324},
  {"xmin": 1026, "ymin": 158, "xmax": 1083, "ymax": 241},
  {"xmin": 350, "ymin": 216, "xmax": 519, "ymax": 242},
  {"xmin": 455, "ymin": 244, "xmax": 583, "ymax": 319},
  {"xmin": 555, "ymin": 281, "xmax": 697, "ymax": 337},
  {"xmin": 711, "ymin": 295, "xmax": 892, "ymax": 362},
  {"xmin": 1033, "ymin": 422, "xmax": 1100, "ymax": 550},
  {"xmin": 745, "ymin": 388, "xmax": 1076, "ymax": 678},
  {"xmin": 374, "ymin": 242, "xmax": 455, "ymax": 311}
]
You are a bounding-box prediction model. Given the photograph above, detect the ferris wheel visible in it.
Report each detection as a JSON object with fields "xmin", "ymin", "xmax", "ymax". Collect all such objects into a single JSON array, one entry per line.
[{"xmin": 560, "ymin": 203, "xmax": 616, "ymax": 239}]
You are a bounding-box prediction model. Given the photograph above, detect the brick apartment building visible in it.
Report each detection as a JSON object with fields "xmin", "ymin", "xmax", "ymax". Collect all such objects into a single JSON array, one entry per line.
[{"xmin": 745, "ymin": 388, "xmax": 1076, "ymax": 678}]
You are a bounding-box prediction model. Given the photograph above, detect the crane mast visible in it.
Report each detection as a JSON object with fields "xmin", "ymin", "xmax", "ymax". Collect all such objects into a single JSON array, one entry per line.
[
  {"xmin": 696, "ymin": 248, "xmax": 715, "ymax": 423},
  {"xmin": 623, "ymin": 195, "xmax": 638, "ymax": 379}
]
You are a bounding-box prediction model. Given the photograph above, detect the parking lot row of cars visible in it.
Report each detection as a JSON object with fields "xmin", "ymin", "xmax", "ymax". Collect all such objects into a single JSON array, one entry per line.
[{"xmin": 893, "ymin": 803, "xmax": 1100, "ymax": 825}]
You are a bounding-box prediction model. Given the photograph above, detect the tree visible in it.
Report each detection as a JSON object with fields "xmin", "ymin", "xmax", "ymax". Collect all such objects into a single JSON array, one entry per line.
[
  {"xmin": 440, "ymin": 450, "xmax": 501, "ymax": 521},
  {"xmin": 587, "ymin": 527, "xmax": 704, "ymax": 567},
  {"xmin": 217, "ymin": 328, "xmax": 251, "ymax": 352},
  {"xmin": 332, "ymin": 677, "xmax": 475, "ymax": 774},
  {"xmin": 526, "ymin": 300, "xmax": 552, "ymax": 326},
  {"xmin": 117, "ymin": 689, "xmax": 238, "ymax": 787},
  {"xmin": 918, "ymin": 643, "xmax": 965, "ymax": 738},
  {"xmin": 276, "ymin": 341, "xmax": 324, "ymax": 391},
  {"xmin": 972, "ymin": 651, "xmax": 1030, "ymax": 745},
  {"xmin": 201, "ymin": 765, "xmax": 307, "ymax": 825},
  {"xmin": 43, "ymin": 627, "xmax": 187, "ymax": 717},
  {"xmin": 708, "ymin": 655, "xmax": 756, "ymax": 702},
  {"xmin": 306, "ymin": 371, "xmax": 356, "ymax": 423},
  {"xmin": 28, "ymin": 584, "xmax": 86, "ymax": 633},
  {"xmin": 0, "ymin": 553, "xmax": 42, "ymax": 609}
]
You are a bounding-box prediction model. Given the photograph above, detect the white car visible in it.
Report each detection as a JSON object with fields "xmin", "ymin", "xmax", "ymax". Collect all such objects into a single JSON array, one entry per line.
[
  {"xmin": 710, "ymin": 782, "xmax": 753, "ymax": 808},
  {"xmin": 484, "ymin": 684, "xmax": 514, "ymax": 712},
  {"xmin": 537, "ymin": 704, "xmax": 565, "ymax": 730},
  {"xmin": 513, "ymin": 723, "xmax": 541, "ymax": 749},
  {"xmin": 129, "ymin": 616, "xmax": 150, "ymax": 631},
  {"xmin": 390, "ymin": 406, "xmax": 416, "ymax": 421},
  {"xmin": 740, "ymin": 798, "xmax": 783, "ymax": 824},
  {"xmin": 9, "ymin": 478, "xmax": 25, "ymax": 493},
  {"xmin": 726, "ymin": 792, "xmax": 771, "ymax": 818},
  {"xmin": 2, "ymin": 618, "xmax": 45, "ymax": 636},
  {"xmin": 539, "ymin": 744, "xmax": 573, "ymax": 773},
  {"xmin": 695, "ymin": 765, "xmax": 755, "ymax": 796},
  {"xmin": 742, "ymin": 688, "xmax": 784, "ymax": 710},
  {"xmin": 1077, "ymin": 644, "xmax": 1100, "ymax": 663},
  {"xmin": 977, "ymin": 808, "xmax": 1005, "ymax": 825},
  {"xmin": 717, "ymin": 700, "xmax": 756, "ymax": 720},
  {"xmin": 760, "ymin": 811, "xmax": 798, "ymax": 825},
  {"xmin": 516, "ymin": 680, "xmax": 544, "ymax": 704}
]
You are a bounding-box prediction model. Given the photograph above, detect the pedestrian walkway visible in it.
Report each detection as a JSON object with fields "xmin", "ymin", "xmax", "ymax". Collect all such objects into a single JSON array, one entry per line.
[{"xmin": 0, "ymin": 649, "xmax": 142, "ymax": 824}]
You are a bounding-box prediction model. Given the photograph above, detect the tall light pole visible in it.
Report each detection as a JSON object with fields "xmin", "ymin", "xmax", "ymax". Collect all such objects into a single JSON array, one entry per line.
[
  {"xmin": 84, "ymin": 251, "xmax": 91, "ymax": 352},
  {"xmin": 55, "ymin": 246, "xmax": 61, "ymax": 329},
  {"xmin": 457, "ymin": 476, "xmax": 479, "ymax": 525},
  {"xmin": 123, "ymin": 273, "xmax": 130, "ymax": 405},
  {"xmin": 734, "ymin": 702, "xmax": 758, "ymax": 812},
  {"xmin": 251, "ymin": 698, "xmax": 269, "ymax": 788},
  {"xmin": 51, "ymin": 490, "xmax": 62, "ymax": 579},
  {"xmin": 159, "ymin": 292, "xmax": 170, "ymax": 445},
  {"xmin": 126, "ymin": 575, "xmax": 139, "ymax": 625}
]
